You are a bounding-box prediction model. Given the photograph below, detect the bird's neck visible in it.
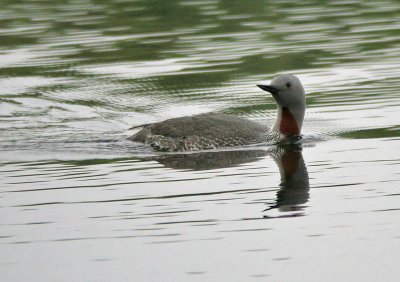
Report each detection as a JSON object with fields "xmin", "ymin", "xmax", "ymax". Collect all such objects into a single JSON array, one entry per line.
[{"xmin": 272, "ymin": 106, "xmax": 304, "ymax": 136}]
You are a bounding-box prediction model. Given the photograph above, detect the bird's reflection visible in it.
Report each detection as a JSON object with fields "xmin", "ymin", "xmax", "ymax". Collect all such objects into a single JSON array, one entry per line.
[
  {"xmin": 154, "ymin": 149, "xmax": 266, "ymax": 170},
  {"xmin": 151, "ymin": 144, "xmax": 309, "ymax": 216},
  {"xmin": 263, "ymin": 145, "xmax": 309, "ymax": 217}
]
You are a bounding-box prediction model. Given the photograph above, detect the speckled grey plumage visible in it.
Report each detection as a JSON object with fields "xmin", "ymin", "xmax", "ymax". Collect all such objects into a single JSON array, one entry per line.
[{"xmin": 129, "ymin": 113, "xmax": 272, "ymax": 151}]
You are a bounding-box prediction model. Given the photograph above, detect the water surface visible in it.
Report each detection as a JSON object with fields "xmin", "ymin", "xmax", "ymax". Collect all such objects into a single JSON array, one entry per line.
[{"xmin": 1, "ymin": 0, "xmax": 400, "ymax": 281}]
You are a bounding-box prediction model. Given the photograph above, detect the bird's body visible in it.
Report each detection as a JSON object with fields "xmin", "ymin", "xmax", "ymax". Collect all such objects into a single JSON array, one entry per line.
[
  {"xmin": 129, "ymin": 113, "xmax": 270, "ymax": 151},
  {"xmin": 129, "ymin": 74, "xmax": 306, "ymax": 152}
]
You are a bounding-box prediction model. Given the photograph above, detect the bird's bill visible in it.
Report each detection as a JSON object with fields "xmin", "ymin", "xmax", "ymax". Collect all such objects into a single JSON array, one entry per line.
[{"xmin": 257, "ymin": 84, "xmax": 278, "ymax": 95}]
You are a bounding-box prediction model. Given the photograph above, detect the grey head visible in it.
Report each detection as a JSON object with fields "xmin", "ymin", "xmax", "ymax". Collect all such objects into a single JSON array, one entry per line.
[{"xmin": 257, "ymin": 74, "xmax": 306, "ymax": 136}]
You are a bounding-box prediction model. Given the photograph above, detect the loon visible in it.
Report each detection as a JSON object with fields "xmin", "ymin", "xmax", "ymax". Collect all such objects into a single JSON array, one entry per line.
[{"xmin": 129, "ymin": 74, "xmax": 306, "ymax": 151}]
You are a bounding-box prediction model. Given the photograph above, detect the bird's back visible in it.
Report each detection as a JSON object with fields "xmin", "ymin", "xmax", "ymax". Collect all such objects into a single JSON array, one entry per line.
[{"xmin": 129, "ymin": 113, "xmax": 270, "ymax": 151}]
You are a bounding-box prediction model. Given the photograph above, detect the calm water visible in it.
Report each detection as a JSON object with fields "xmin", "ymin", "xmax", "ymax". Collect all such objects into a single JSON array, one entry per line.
[{"xmin": 1, "ymin": 0, "xmax": 400, "ymax": 281}]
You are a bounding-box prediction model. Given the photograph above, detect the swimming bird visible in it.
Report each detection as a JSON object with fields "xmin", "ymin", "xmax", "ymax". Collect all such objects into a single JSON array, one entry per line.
[{"xmin": 128, "ymin": 74, "xmax": 306, "ymax": 151}]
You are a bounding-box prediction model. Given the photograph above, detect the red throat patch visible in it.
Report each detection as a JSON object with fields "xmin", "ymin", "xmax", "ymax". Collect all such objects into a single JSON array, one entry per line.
[{"xmin": 280, "ymin": 107, "xmax": 299, "ymax": 136}]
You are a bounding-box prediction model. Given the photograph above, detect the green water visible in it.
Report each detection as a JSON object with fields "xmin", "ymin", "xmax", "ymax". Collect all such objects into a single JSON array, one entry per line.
[{"xmin": 1, "ymin": 1, "xmax": 400, "ymax": 281}]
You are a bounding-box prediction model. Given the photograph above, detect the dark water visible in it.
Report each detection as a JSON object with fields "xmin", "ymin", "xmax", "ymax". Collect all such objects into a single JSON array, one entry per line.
[{"xmin": 1, "ymin": 0, "xmax": 400, "ymax": 281}]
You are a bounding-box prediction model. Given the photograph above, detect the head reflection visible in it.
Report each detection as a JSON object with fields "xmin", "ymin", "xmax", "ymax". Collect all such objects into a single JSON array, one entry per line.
[{"xmin": 264, "ymin": 145, "xmax": 309, "ymax": 217}]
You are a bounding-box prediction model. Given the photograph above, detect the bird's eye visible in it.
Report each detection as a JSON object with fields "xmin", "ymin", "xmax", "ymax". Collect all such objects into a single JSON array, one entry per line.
[{"xmin": 286, "ymin": 82, "xmax": 291, "ymax": 88}]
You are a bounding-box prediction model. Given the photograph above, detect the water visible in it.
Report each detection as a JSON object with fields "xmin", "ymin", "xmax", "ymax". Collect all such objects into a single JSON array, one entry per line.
[{"xmin": 1, "ymin": 0, "xmax": 400, "ymax": 281}]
